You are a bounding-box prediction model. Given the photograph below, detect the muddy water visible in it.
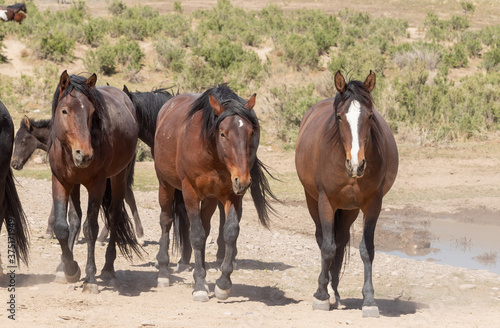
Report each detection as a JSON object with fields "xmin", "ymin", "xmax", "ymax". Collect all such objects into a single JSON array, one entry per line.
[{"xmin": 376, "ymin": 214, "xmax": 500, "ymax": 274}]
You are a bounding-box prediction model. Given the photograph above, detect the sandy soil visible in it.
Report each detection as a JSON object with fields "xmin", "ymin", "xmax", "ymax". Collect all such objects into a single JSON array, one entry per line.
[
  {"xmin": 1, "ymin": 145, "xmax": 500, "ymax": 327},
  {"xmin": 1, "ymin": 1, "xmax": 500, "ymax": 327}
]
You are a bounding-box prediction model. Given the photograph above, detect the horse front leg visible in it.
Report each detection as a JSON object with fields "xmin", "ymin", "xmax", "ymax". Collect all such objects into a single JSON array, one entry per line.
[
  {"xmin": 81, "ymin": 181, "xmax": 106, "ymax": 294},
  {"xmin": 215, "ymin": 201, "xmax": 226, "ymax": 263},
  {"xmin": 68, "ymin": 185, "xmax": 82, "ymax": 251},
  {"xmin": 52, "ymin": 176, "xmax": 80, "ymax": 284},
  {"xmin": 359, "ymin": 197, "xmax": 383, "ymax": 318},
  {"xmin": 215, "ymin": 195, "xmax": 243, "ymax": 301},
  {"xmin": 313, "ymin": 192, "xmax": 336, "ymax": 311}
]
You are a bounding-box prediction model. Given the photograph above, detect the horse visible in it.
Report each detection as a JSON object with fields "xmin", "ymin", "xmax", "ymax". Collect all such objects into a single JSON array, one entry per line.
[
  {"xmin": 11, "ymin": 116, "xmax": 145, "ymax": 245},
  {"xmin": 0, "ymin": 3, "xmax": 27, "ymax": 23},
  {"xmin": 154, "ymin": 84, "xmax": 276, "ymax": 301},
  {"xmin": 123, "ymin": 85, "xmax": 234, "ymax": 268},
  {"xmin": 49, "ymin": 71, "xmax": 140, "ymax": 293},
  {"xmin": 0, "ymin": 100, "xmax": 29, "ymax": 280},
  {"xmin": 295, "ymin": 71, "xmax": 398, "ymax": 317}
]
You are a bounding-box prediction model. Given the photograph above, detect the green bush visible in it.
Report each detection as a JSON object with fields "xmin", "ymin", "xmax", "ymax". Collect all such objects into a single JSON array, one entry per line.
[
  {"xmin": 108, "ymin": 0, "xmax": 127, "ymax": 16},
  {"xmin": 178, "ymin": 56, "xmax": 220, "ymax": 93},
  {"xmin": 80, "ymin": 17, "xmax": 107, "ymax": 47},
  {"xmin": 443, "ymin": 43, "xmax": 468, "ymax": 68},
  {"xmin": 84, "ymin": 43, "xmax": 117, "ymax": 75},
  {"xmin": 483, "ymin": 47, "xmax": 500, "ymax": 72},
  {"xmin": 270, "ymin": 83, "xmax": 321, "ymax": 145},
  {"xmin": 155, "ymin": 38, "xmax": 186, "ymax": 73},
  {"xmin": 282, "ymin": 34, "xmax": 319, "ymax": 70},
  {"xmin": 34, "ymin": 30, "xmax": 75, "ymax": 62}
]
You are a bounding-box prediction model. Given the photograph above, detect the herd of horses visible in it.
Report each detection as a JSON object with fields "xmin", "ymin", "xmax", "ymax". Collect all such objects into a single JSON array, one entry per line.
[
  {"xmin": 0, "ymin": 3, "xmax": 27, "ymax": 24},
  {"xmin": 0, "ymin": 68, "xmax": 398, "ymax": 318}
]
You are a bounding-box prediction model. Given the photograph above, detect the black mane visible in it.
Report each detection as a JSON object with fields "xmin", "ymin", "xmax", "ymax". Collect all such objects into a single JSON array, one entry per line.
[
  {"xmin": 50, "ymin": 74, "xmax": 108, "ymax": 148},
  {"xmin": 125, "ymin": 86, "xmax": 173, "ymax": 149},
  {"xmin": 7, "ymin": 3, "xmax": 27, "ymax": 13},
  {"xmin": 186, "ymin": 84, "xmax": 259, "ymax": 144},
  {"xmin": 21, "ymin": 117, "xmax": 50, "ymax": 129}
]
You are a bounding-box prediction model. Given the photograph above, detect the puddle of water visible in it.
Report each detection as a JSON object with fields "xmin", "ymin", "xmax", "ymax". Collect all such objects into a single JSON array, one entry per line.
[{"xmin": 381, "ymin": 218, "xmax": 500, "ymax": 274}]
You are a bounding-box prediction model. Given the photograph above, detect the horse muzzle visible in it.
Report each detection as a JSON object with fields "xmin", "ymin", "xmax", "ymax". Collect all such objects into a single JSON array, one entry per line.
[
  {"xmin": 346, "ymin": 159, "xmax": 366, "ymax": 178},
  {"xmin": 11, "ymin": 159, "xmax": 24, "ymax": 171},
  {"xmin": 73, "ymin": 149, "xmax": 94, "ymax": 168},
  {"xmin": 232, "ymin": 177, "xmax": 252, "ymax": 196}
]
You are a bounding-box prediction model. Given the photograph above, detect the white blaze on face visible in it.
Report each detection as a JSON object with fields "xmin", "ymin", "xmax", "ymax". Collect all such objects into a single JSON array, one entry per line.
[
  {"xmin": 0, "ymin": 10, "xmax": 8, "ymax": 22},
  {"xmin": 238, "ymin": 119, "xmax": 244, "ymax": 128},
  {"xmin": 345, "ymin": 100, "xmax": 361, "ymax": 166}
]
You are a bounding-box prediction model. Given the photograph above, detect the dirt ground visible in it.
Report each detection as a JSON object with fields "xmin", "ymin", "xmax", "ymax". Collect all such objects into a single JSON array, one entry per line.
[
  {"xmin": 1, "ymin": 1, "xmax": 500, "ymax": 327},
  {"xmin": 1, "ymin": 144, "xmax": 500, "ymax": 328}
]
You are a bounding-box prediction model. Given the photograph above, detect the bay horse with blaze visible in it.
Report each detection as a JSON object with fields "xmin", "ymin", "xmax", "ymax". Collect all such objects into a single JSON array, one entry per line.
[
  {"xmin": 49, "ymin": 71, "xmax": 140, "ymax": 293},
  {"xmin": 154, "ymin": 84, "xmax": 276, "ymax": 301},
  {"xmin": 295, "ymin": 71, "xmax": 398, "ymax": 317}
]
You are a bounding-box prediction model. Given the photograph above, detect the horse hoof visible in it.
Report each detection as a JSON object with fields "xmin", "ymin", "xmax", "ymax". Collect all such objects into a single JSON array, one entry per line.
[
  {"xmin": 65, "ymin": 266, "xmax": 81, "ymax": 283},
  {"xmin": 362, "ymin": 306, "xmax": 380, "ymax": 318},
  {"xmin": 214, "ymin": 285, "xmax": 231, "ymax": 300},
  {"xmin": 82, "ymin": 283, "xmax": 100, "ymax": 294},
  {"xmin": 154, "ymin": 260, "xmax": 159, "ymax": 269},
  {"xmin": 176, "ymin": 262, "xmax": 190, "ymax": 272},
  {"xmin": 312, "ymin": 297, "xmax": 330, "ymax": 311},
  {"xmin": 136, "ymin": 237, "xmax": 144, "ymax": 247},
  {"xmin": 157, "ymin": 277, "xmax": 170, "ymax": 287},
  {"xmin": 193, "ymin": 290, "xmax": 209, "ymax": 302}
]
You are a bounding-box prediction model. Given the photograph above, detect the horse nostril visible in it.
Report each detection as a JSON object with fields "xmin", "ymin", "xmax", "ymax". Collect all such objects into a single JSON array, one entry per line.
[
  {"xmin": 75, "ymin": 150, "xmax": 81, "ymax": 155},
  {"xmin": 360, "ymin": 159, "xmax": 366, "ymax": 170}
]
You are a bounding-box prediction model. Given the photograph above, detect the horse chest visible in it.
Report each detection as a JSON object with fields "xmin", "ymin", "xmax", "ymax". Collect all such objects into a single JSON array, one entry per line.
[{"xmin": 0, "ymin": 10, "xmax": 8, "ymax": 21}]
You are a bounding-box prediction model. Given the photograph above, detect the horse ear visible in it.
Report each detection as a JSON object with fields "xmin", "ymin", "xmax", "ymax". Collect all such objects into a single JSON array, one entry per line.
[
  {"xmin": 364, "ymin": 70, "xmax": 376, "ymax": 92},
  {"xmin": 334, "ymin": 70, "xmax": 346, "ymax": 94},
  {"xmin": 86, "ymin": 74, "xmax": 97, "ymax": 90},
  {"xmin": 209, "ymin": 94, "xmax": 224, "ymax": 116},
  {"xmin": 23, "ymin": 115, "xmax": 31, "ymax": 131},
  {"xmin": 59, "ymin": 70, "xmax": 70, "ymax": 94},
  {"xmin": 123, "ymin": 85, "xmax": 131, "ymax": 98},
  {"xmin": 244, "ymin": 93, "xmax": 257, "ymax": 111}
]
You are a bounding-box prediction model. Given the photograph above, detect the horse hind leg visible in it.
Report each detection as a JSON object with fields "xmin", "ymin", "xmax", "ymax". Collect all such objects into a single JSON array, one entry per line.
[
  {"xmin": 124, "ymin": 187, "xmax": 144, "ymax": 246},
  {"xmin": 156, "ymin": 183, "xmax": 175, "ymax": 287}
]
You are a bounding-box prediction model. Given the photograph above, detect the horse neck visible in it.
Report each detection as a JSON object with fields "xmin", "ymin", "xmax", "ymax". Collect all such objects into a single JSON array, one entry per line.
[{"xmin": 31, "ymin": 124, "xmax": 52, "ymax": 149}]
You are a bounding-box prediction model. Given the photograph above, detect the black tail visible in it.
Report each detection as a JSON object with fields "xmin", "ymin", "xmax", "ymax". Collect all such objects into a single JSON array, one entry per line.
[
  {"xmin": 250, "ymin": 157, "xmax": 279, "ymax": 229},
  {"xmin": 4, "ymin": 169, "xmax": 29, "ymax": 266},
  {"xmin": 172, "ymin": 188, "xmax": 189, "ymax": 255},
  {"xmin": 101, "ymin": 175, "xmax": 142, "ymax": 260}
]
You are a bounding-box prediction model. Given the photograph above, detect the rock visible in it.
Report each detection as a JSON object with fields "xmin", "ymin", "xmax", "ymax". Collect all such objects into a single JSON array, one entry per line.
[
  {"xmin": 141, "ymin": 320, "xmax": 155, "ymax": 326},
  {"xmin": 459, "ymin": 284, "xmax": 476, "ymax": 290}
]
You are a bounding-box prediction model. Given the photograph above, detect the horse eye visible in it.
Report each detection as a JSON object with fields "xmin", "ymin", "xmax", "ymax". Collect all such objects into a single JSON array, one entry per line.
[
  {"xmin": 220, "ymin": 132, "xmax": 226, "ymax": 138},
  {"xmin": 62, "ymin": 109, "xmax": 68, "ymax": 115},
  {"xmin": 369, "ymin": 114, "xmax": 374, "ymax": 120},
  {"xmin": 337, "ymin": 114, "xmax": 342, "ymax": 121}
]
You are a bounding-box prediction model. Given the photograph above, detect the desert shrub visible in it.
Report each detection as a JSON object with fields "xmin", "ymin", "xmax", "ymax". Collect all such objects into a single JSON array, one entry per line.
[
  {"xmin": 270, "ymin": 83, "xmax": 321, "ymax": 145},
  {"xmin": 327, "ymin": 44, "xmax": 386, "ymax": 81},
  {"xmin": 155, "ymin": 38, "xmax": 186, "ymax": 72},
  {"xmin": 174, "ymin": 1, "xmax": 183, "ymax": 13},
  {"xmin": 282, "ymin": 33, "xmax": 319, "ymax": 70},
  {"xmin": 160, "ymin": 13, "xmax": 190, "ymax": 38},
  {"xmin": 84, "ymin": 43, "xmax": 117, "ymax": 75},
  {"xmin": 108, "ymin": 0, "xmax": 127, "ymax": 16},
  {"xmin": 478, "ymin": 25, "xmax": 500, "ymax": 47},
  {"xmin": 80, "ymin": 17, "xmax": 108, "ymax": 47},
  {"xmin": 443, "ymin": 43, "xmax": 468, "ymax": 68},
  {"xmin": 483, "ymin": 47, "xmax": 500, "ymax": 72},
  {"xmin": 451, "ymin": 15, "xmax": 469, "ymax": 30},
  {"xmin": 177, "ymin": 56, "xmax": 220, "ymax": 93},
  {"xmin": 460, "ymin": 31, "xmax": 483, "ymax": 58},
  {"xmin": 393, "ymin": 44, "xmax": 441, "ymax": 70},
  {"xmin": 34, "ymin": 30, "xmax": 75, "ymax": 62},
  {"xmin": 115, "ymin": 38, "xmax": 144, "ymax": 71},
  {"xmin": 460, "ymin": 1, "xmax": 476, "ymax": 15}
]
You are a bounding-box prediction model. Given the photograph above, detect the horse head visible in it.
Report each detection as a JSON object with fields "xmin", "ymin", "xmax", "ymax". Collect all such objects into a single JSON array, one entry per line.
[
  {"xmin": 53, "ymin": 71, "xmax": 97, "ymax": 168},
  {"xmin": 11, "ymin": 116, "xmax": 40, "ymax": 170},
  {"xmin": 334, "ymin": 70, "xmax": 376, "ymax": 178},
  {"xmin": 209, "ymin": 93, "xmax": 258, "ymax": 195}
]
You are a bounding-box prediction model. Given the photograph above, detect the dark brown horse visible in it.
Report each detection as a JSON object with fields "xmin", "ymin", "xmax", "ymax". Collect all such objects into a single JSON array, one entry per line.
[
  {"xmin": 0, "ymin": 3, "xmax": 27, "ymax": 23},
  {"xmin": 0, "ymin": 100, "xmax": 29, "ymax": 280},
  {"xmin": 154, "ymin": 84, "xmax": 276, "ymax": 301},
  {"xmin": 11, "ymin": 115, "xmax": 145, "ymax": 245},
  {"xmin": 295, "ymin": 71, "xmax": 398, "ymax": 317},
  {"xmin": 49, "ymin": 71, "xmax": 140, "ymax": 293}
]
